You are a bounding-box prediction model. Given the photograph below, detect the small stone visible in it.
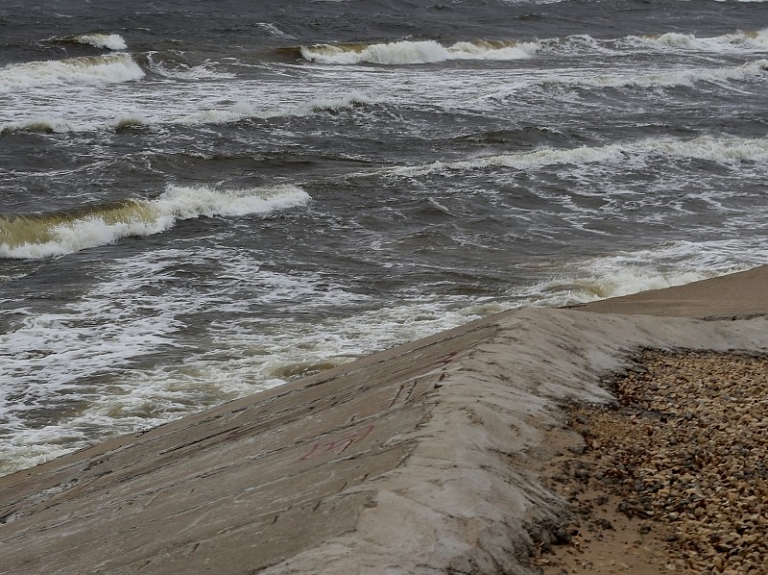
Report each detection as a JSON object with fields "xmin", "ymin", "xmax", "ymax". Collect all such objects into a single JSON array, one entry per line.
[{"xmin": 545, "ymin": 350, "xmax": 768, "ymax": 575}]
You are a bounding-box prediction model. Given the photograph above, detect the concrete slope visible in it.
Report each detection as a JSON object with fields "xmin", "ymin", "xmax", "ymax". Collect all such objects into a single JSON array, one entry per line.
[
  {"xmin": 574, "ymin": 265, "xmax": 768, "ymax": 318},
  {"xmin": 2, "ymin": 269, "xmax": 768, "ymax": 574}
]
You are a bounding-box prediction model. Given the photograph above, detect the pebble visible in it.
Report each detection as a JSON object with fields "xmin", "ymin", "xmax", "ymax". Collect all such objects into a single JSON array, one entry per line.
[{"xmin": 564, "ymin": 350, "xmax": 768, "ymax": 574}]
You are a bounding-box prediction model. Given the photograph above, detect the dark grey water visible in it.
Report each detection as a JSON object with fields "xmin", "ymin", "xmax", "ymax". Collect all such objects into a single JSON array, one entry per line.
[{"xmin": 2, "ymin": 0, "xmax": 768, "ymax": 474}]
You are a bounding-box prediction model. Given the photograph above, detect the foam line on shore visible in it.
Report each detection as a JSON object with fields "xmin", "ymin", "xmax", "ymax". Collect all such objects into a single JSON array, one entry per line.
[{"xmin": 2, "ymin": 267, "xmax": 768, "ymax": 574}]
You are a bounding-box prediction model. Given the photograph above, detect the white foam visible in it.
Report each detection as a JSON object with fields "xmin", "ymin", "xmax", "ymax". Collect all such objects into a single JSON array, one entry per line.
[
  {"xmin": 518, "ymin": 240, "xmax": 768, "ymax": 308},
  {"xmin": 0, "ymin": 184, "xmax": 311, "ymax": 259},
  {"xmin": 256, "ymin": 22, "xmax": 294, "ymax": 38},
  {"xmin": 0, "ymin": 70, "xmax": 380, "ymax": 133},
  {"xmin": 531, "ymin": 34, "xmax": 620, "ymax": 56},
  {"xmin": 0, "ymin": 253, "xmax": 192, "ymax": 474},
  {"xmin": 172, "ymin": 100, "xmax": 257, "ymax": 125},
  {"xmin": 152, "ymin": 292, "xmax": 490, "ymax": 398},
  {"xmin": 381, "ymin": 134, "xmax": 768, "ymax": 179},
  {"xmin": 296, "ymin": 30, "xmax": 768, "ymax": 69},
  {"xmin": 153, "ymin": 183, "xmax": 309, "ymax": 219},
  {"xmin": 0, "ymin": 246, "xmax": 383, "ymax": 474},
  {"xmin": 146, "ymin": 53, "xmax": 237, "ymax": 81},
  {"xmin": 71, "ymin": 33, "xmax": 128, "ymax": 51},
  {"xmin": 537, "ymin": 58, "xmax": 768, "ymax": 90},
  {"xmin": 652, "ymin": 134, "xmax": 768, "ymax": 164},
  {"xmin": 0, "ymin": 430, "xmax": 84, "ymax": 477},
  {"xmin": 626, "ymin": 29, "xmax": 768, "ymax": 52},
  {"xmin": 177, "ymin": 90, "xmax": 372, "ymax": 125},
  {"xmin": 301, "ymin": 39, "xmax": 536, "ymax": 65},
  {"xmin": 0, "ymin": 53, "xmax": 144, "ymax": 93},
  {"xmin": 2, "ymin": 236, "xmax": 764, "ymax": 475},
  {"xmin": 644, "ymin": 32, "xmax": 702, "ymax": 49}
]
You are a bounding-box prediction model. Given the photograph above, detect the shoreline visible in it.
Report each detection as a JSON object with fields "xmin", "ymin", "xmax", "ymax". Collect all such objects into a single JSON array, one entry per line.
[{"xmin": 2, "ymin": 266, "xmax": 768, "ymax": 574}]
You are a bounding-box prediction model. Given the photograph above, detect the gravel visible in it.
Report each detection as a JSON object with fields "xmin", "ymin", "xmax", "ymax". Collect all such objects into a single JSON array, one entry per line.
[{"xmin": 556, "ymin": 349, "xmax": 768, "ymax": 574}]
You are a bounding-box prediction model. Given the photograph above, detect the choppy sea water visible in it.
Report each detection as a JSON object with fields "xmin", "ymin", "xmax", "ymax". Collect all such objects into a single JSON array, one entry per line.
[{"xmin": 2, "ymin": 0, "xmax": 768, "ymax": 475}]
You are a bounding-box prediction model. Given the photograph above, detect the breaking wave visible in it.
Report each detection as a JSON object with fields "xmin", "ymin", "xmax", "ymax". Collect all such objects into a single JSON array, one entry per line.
[
  {"xmin": 0, "ymin": 121, "xmax": 57, "ymax": 136},
  {"xmin": 533, "ymin": 58, "xmax": 768, "ymax": 91},
  {"xmin": 0, "ymin": 185, "xmax": 310, "ymax": 259},
  {"xmin": 0, "ymin": 53, "xmax": 144, "ymax": 92},
  {"xmin": 60, "ymin": 33, "xmax": 128, "ymax": 51},
  {"xmin": 386, "ymin": 134, "xmax": 768, "ymax": 177},
  {"xmin": 145, "ymin": 52, "xmax": 237, "ymax": 81},
  {"xmin": 521, "ymin": 240, "xmax": 766, "ymax": 308},
  {"xmin": 626, "ymin": 29, "xmax": 768, "ymax": 52},
  {"xmin": 300, "ymin": 39, "xmax": 537, "ymax": 65},
  {"xmin": 176, "ymin": 90, "xmax": 372, "ymax": 125},
  {"xmin": 538, "ymin": 29, "xmax": 768, "ymax": 55},
  {"xmin": 0, "ymin": 89, "xmax": 374, "ymax": 135},
  {"xmin": 296, "ymin": 29, "xmax": 768, "ymax": 66}
]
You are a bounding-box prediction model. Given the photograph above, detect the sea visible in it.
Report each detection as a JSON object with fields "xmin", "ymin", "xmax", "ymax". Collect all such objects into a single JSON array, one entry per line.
[{"xmin": 1, "ymin": 0, "xmax": 768, "ymax": 476}]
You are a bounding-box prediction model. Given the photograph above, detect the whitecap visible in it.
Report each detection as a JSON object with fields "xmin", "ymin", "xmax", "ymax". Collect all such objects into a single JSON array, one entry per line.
[
  {"xmin": 0, "ymin": 53, "xmax": 144, "ymax": 93},
  {"xmin": 146, "ymin": 52, "xmax": 237, "ymax": 81},
  {"xmin": 300, "ymin": 39, "xmax": 536, "ymax": 65},
  {"xmin": 626, "ymin": 29, "xmax": 768, "ymax": 53},
  {"xmin": 377, "ymin": 134, "xmax": 768, "ymax": 179},
  {"xmin": 518, "ymin": 240, "xmax": 768, "ymax": 308},
  {"xmin": 71, "ymin": 33, "xmax": 128, "ymax": 51},
  {"xmin": 531, "ymin": 58, "xmax": 768, "ymax": 91},
  {"xmin": 0, "ymin": 184, "xmax": 311, "ymax": 259}
]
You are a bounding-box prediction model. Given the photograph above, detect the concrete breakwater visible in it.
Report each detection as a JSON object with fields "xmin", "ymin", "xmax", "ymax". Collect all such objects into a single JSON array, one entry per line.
[{"xmin": 2, "ymin": 267, "xmax": 768, "ymax": 574}]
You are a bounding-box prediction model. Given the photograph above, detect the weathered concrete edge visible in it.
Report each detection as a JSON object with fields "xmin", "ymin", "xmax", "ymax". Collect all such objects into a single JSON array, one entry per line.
[
  {"xmin": 3, "ymin": 265, "xmax": 768, "ymax": 574},
  {"xmin": 573, "ymin": 265, "xmax": 768, "ymax": 318},
  {"xmin": 258, "ymin": 308, "xmax": 768, "ymax": 574},
  {"xmin": 0, "ymin": 312, "xmax": 502, "ymax": 492}
]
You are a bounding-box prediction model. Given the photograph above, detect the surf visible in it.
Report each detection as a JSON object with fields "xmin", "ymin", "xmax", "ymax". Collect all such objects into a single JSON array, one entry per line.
[
  {"xmin": 0, "ymin": 185, "xmax": 311, "ymax": 259},
  {"xmin": 300, "ymin": 39, "xmax": 537, "ymax": 65},
  {"xmin": 379, "ymin": 134, "xmax": 768, "ymax": 179},
  {"xmin": 626, "ymin": 28, "xmax": 768, "ymax": 52},
  {"xmin": 56, "ymin": 33, "xmax": 129, "ymax": 51},
  {"xmin": 0, "ymin": 53, "xmax": 144, "ymax": 92}
]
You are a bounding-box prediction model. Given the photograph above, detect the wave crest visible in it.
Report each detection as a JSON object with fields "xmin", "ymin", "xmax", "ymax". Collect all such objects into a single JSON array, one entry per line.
[
  {"xmin": 529, "ymin": 58, "xmax": 768, "ymax": 92},
  {"xmin": 300, "ymin": 39, "xmax": 537, "ymax": 65},
  {"xmin": 0, "ymin": 185, "xmax": 310, "ymax": 259},
  {"xmin": 0, "ymin": 53, "xmax": 144, "ymax": 92},
  {"xmin": 628, "ymin": 29, "xmax": 768, "ymax": 52},
  {"xmin": 385, "ymin": 134, "xmax": 768, "ymax": 178},
  {"xmin": 61, "ymin": 33, "xmax": 128, "ymax": 51}
]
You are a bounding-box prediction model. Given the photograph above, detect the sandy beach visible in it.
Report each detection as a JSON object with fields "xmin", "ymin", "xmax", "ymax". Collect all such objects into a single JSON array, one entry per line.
[{"xmin": 2, "ymin": 266, "xmax": 768, "ymax": 575}]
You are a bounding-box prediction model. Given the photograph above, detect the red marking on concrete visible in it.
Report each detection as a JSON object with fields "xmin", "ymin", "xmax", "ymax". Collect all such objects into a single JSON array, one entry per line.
[
  {"xmin": 436, "ymin": 351, "xmax": 459, "ymax": 366},
  {"xmin": 299, "ymin": 424, "xmax": 375, "ymax": 461}
]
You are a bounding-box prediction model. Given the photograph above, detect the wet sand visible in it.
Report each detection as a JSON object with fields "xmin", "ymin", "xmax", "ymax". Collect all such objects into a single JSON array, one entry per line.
[{"xmin": 1, "ymin": 266, "xmax": 767, "ymax": 575}]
